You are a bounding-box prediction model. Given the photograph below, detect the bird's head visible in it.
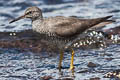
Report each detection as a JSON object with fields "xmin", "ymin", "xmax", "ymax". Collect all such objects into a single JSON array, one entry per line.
[{"xmin": 9, "ymin": 6, "xmax": 43, "ymax": 23}]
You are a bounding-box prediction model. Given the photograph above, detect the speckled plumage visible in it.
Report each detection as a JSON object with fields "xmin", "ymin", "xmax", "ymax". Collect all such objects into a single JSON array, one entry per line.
[
  {"xmin": 9, "ymin": 6, "xmax": 115, "ymax": 73},
  {"xmin": 10, "ymin": 6, "xmax": 114, "ymax": 49}
]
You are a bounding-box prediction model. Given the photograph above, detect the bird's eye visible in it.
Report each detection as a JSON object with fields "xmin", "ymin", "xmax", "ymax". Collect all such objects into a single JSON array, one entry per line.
[
  {"xmin": 29, "ymin": 11, "xmax": 32, "ymax": 14},
  {"xmin": 26, "ymin": 11, "xmax": 32, "ymax": 15}
]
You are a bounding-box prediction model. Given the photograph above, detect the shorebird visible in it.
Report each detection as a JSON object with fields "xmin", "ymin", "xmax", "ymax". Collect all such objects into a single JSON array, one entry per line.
[{"xmin": 9, "ymin": 6, "xmax": 114, "ymax": 72}]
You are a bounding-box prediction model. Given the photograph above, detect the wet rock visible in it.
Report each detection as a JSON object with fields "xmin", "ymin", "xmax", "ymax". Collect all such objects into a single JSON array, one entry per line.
[
  {"xmin": 0, "ymin": 29, "xmax": 119, "ymax": 55},
  {"xmin": 41, "ymin": 76, "xmax": 53, "ymax": 80},
  {"xmin": 89, "ymin": 77, "xmax": 100, "ymax": 80},
  {"xmin": 62, "ymin": 78, "xmax": 73, "ymax": 80},
  {"xmin": 0, "ymin": 29, "xmax": 117, "ymax": 50},
  {"xmin": 104, "ymin": 69, "xmax": 120, "ymax": 79},
  {"xmin": 0, "ymin": 30, "xmax": 59, "ymax": 54},
  {"xmin": 103, "ymin": 26, "xmax": 120, "ymax": 35},
  {"xmin": 87, "ymin": 62, "xmax": 97, "ymax": 68},
  {"xmin": 66, "ymin": 30, "xmax": 111, "ymax": 50},
  {"xmin": 105, "ymin": 57, "xmax": 114, "ymax": 61}
]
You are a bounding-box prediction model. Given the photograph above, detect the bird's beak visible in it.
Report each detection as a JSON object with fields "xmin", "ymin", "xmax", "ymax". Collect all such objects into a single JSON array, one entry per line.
[{"xmin": 9, "ymin": 14, "xmax": 26, "ymax": 24}]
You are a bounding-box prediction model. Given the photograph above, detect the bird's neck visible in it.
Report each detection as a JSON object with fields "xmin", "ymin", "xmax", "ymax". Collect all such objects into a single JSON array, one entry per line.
[
  {"xmin": 32, "ymin": 16, "xmax": 43, "ymax": 22},
  {"xmin": 32, "ymin": 17, "xmax": 44, "ymax": 32}
]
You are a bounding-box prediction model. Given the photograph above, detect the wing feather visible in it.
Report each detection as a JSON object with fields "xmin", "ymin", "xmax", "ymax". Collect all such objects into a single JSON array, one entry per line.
[{"xmin": 54, "ymin": 16, "xmax": 113, "ymax": 37}]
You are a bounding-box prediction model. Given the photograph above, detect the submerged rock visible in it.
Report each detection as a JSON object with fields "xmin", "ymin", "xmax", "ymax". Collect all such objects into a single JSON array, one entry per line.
[
  {"xmin": 0, "ymin": 29, "xmax": 119, "ymax": 53},
  {"xmin": 87, "ymin": 62, "xmax": 97, "ymax": 68},
  {"xmin": 104, "ymin": 69, "xmax": 120, "ymax": 79}
]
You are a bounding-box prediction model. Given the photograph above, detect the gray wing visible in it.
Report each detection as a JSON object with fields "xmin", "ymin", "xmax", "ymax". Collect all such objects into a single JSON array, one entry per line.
[{"xmin": 55, "ymin": 16, "xmax": 113, "ymax": 37}]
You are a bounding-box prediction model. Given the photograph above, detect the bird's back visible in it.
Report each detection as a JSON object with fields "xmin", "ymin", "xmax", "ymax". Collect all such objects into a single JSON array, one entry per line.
[
  {"xmin": 32, "ymin": 16, "xmax": 83, "ymax": 35},
  {"xmin": 32, "ymin": 16, "xmax": 113, "ymax": 48}
]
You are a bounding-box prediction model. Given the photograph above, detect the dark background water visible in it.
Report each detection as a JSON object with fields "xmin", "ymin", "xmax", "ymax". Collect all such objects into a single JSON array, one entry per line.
[{"xmin": 0, "ymin": 0, "xmax": 120, "ymax": 80}]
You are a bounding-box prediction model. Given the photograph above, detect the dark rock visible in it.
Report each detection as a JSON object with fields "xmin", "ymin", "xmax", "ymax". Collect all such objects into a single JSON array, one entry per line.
[
  {"xmin": 89, "ymin": 77, "xmax": 100, "ymax": 80},
  {"xmin": 77, "ymin": 69, "xmax": 88, "ymax": 73},
  {"xmin": 0, "ymin": 30, "xmax": 59, "ymax": 54},
  {"xmin": 103, "ymin": 26, "xmax": 120, "ymax": 35},
  {"xmin": 105, "ymin": 57, "xmax": 114, "ymax": 61},
  {"xmin": 0, "ymin": 29, "xmax": 118, "ymax": 55},
  {"xmin": 41, "ymin": 76, "xmax": 53, "ymax": 80},
  {"xmin": 62, "ymin": 78, "xmax": 74, "ymax": 80},
  {"xmin": 87, "ymin": 62, "xmax": 97, "ymax": 67}
]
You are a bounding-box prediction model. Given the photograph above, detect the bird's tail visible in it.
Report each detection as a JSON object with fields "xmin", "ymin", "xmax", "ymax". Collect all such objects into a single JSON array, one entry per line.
[{"xmin": 88, "ymin": 15, "xmax": 115, "ymax": 28}]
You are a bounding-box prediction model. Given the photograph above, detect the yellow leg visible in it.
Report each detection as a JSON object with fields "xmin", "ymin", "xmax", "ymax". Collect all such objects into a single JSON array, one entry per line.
[
  {"xmin": 69, "ymin": 49, "xmax": 75, "ymax": 71},
  {"xmin": 58, "ymin": 50, "xmax": 64, "ymax": 72}
]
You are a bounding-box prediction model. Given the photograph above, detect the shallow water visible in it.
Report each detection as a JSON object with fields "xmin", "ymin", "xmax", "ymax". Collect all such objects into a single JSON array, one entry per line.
[{"xmin": 0, "ymin": 0, "xmax": 120, "ymax": 80}]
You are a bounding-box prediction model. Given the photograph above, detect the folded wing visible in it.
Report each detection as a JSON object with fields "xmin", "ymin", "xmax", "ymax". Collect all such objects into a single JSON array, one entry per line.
[{"xmin": 55, "ymin": 16, "xmax": 113, "ymax": 37}]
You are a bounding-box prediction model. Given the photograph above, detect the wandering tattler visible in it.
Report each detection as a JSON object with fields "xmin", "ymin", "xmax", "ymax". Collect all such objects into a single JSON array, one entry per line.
[{"xmin": 9, "ymin": 6, "xmax": 114, "ymax": 72}]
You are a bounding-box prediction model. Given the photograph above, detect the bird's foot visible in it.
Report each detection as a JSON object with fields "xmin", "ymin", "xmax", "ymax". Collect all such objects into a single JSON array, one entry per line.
[
  {"xmin": 69, "ymin": 65, "xmax": 74, "ymax": 71},
  {"xmin": 69, "ymin": 65, "xmax": 75, "ymax": 77}
]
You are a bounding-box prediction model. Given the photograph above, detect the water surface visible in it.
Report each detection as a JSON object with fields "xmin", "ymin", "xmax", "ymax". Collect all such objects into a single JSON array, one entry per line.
[{"xmin": 0, "ymin": 0, "xmax": 120, "ymax": 80}]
